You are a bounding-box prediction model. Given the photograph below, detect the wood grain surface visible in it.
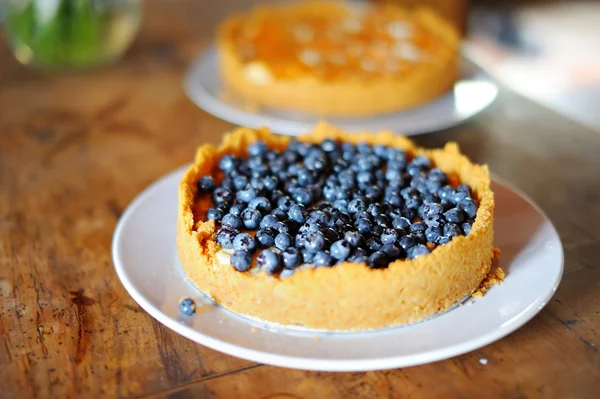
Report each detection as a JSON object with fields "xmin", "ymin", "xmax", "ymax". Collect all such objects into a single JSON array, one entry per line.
[{"xmin": 1, "ymin": 1, "xmax": 599, "ymax": 398}]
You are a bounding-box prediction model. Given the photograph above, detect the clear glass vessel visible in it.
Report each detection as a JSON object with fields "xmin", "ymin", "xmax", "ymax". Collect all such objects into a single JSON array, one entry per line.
[{"xmin": 2, "ymin": 0, "xmax": 142, "ymax": 70}]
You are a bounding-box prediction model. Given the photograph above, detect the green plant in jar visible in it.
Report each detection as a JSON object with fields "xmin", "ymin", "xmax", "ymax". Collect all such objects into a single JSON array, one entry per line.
[{"xmin": 2, "ymin": 0, "xmax": 142, "ymax": 70}]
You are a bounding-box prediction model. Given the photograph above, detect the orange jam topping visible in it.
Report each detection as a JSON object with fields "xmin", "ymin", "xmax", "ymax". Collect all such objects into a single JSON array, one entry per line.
[{"xmin": 228, "ymin": 2, "xmax": 449, "ymax": 81}]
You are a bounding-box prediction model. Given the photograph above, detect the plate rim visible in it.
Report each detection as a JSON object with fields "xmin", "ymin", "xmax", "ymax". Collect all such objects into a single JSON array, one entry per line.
[
  {"xmin": 112, "ymin": 167, "xmax": 564, "ymax": 371},
  {"xmin": 182, "ymin": 45, "xmax": 499, "ymax": 136}
]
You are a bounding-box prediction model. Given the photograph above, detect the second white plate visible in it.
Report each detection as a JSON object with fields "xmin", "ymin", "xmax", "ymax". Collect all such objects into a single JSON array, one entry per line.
[
  {"xmin": 113, "ymin": 167, "xmax": 563, "ymax": 371},
  {"xmin": 183, "ymin": 46, "xmax": 499, "ymax": 136}
]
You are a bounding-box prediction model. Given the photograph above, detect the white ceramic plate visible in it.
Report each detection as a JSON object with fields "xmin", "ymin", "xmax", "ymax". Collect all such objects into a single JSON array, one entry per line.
[
  {"xmin": 112, "ymin": 167, "xmax": 563, "ymax": 371},
  {"xmin": 183, "ymin": 46, "xmax": 499, "ymax": 136}
]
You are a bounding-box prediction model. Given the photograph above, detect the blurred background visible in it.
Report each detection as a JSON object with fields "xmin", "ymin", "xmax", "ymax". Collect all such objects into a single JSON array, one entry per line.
[{"xmin": 0, "ymin": 0, "xmax": 598, "ymax": 130}]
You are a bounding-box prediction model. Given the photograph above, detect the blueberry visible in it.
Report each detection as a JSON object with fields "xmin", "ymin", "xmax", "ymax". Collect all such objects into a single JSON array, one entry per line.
[
  {"xmin": 440, "ymin": 199, "xmax": 454, "ymax": 211},
  {"xmin": 423, "ymin": 214, "xmax": 444, "ymax": 228},
  {"xmin": 270, "ymin": 207, "xmax": 287, "ymax": 221},
  {"xmin": 344, "ymin": 231, "xmax": 363, "ymax": 247},
  {"xmin": 282, "ymin": 248, "xmax": 301, "ymax": 269},
  {"xmin": 179, "ymin": 298, "xmax": 196, "ymax": 316},
  {"xmin": 231, "ymin": 250, "xmax": 253, "ymax": 271},
  {"xmin": 425, "ymin": 226, "xmax": 442, "ymax": 244},
  {"xmin": 322, "ymin": 227, "xmax": 339, "ymax": 242},
  {"xmin": 288, "ymin": 204, "xmax": 307, "ymax": 223},
  {"xmin": 221, "ymin": 213, "xmax": 241, "ymax": 230},
  {"xmin": 385, "ymin": 193, "xmax": 403, "ymax": 208},
  {"xmin": 233, "ymin": 175, "xmax": 249, "ymax": 190},
  {"xmin": 256, "ymin": 228, "xmax": 277, "ymax": 248},
  {"xmin": 314, "ymin": 251, "xmax": 333, "ymax": 267},
  {"xmin": 197, "ymin": 176, "xmax": 215, "ymax": 194},
  {"xmin": 336, "ymin": 189, "xmax": 352, "ymax": 201},
  {"xmin": 407, "ymin": 244, "xmax": 430, "ymax": 260},
  {"xmin": 237, "ymin": 187, "xmax": 258, "ymax": 203},
  {"xmin": 249, "ymin": 197, "xmax": 272, "ymax": 214},
  {"xmin": 385, "ymin": 167, "xmax": 403, "ymax": 183},
  {"xmin": 444, "ymin": 208, "xmax": 465, "ymax": 224},
  {"xmin": 333, "ymin": 199, "xmax": 349, "ymax": 213},
  {"xmin": 323, "ymin": 185, "xmax": 337, "ymax": 202},
  {"xmin": 260, "ymin": 214, "xmax": 279, "ymax": 230},
  {"xmin": 273, "ymin": 221, "xmax": 289, "ymax": 234},
  {"xmin": 392, "ymin": 216, "xmax": 411, "ymax": 230},
  {"xmin": 275, "ymin": 232, "xmax": 292, "ymax": 251},
  {"xmin": 257, "ymin": 249, "xmax": 282, "ymax": 275},
  {"xmin": 366, "ymin": 237, "xmax": 382, "ymax": 252},
  {"xmin": 367, "ymin": 203, "xmax": 383, "ymax": 217},
  {"xmin": 207, "ymin": 207, "xmax": 224, "ymax": 222},
  {"xmin": 218, "ymin": 155, "xmax": 236, "ymax": 172},
  {"xmin": 248, "ymin": 141, "xmax": 268, "ymax": 157},
  {"xmin": 457, "ymin": 184, "xmax": 472, "ymax": 195},
  {"xmin": 427, "ymin": 168, "xmax": 448, "ymax": 184},
  {"xmin": 213, "ymin": 187, "xmax": 234, "ymax": 204},
  {"xmin": 458, "ymin": 199, "xmax": 478, "ymax": 219},
  {"xmin": 280, "ymin": 269, "xmax": 295, "ymax": 278},
  {"xmin": 368, "ymin": 251, "xmax": 388, "ymax": 268},
  {"xmin": 250, "ymin": 176, "xmax": 266, "ymax": 189},
  {"xmin": 296, "ymin": 168, "xmax": 314, "ymax": 186},
  {"xmin": 292, "ymin": 188, "xmax": 312, "ymax": 207},
  {"xmin": 438, "ymin": 186, "xmax": 455, "ymax": 202},
  {"xmin": 412, "ymin": 231, "xmax": 427, "ymax": 245},
  {"xmin": 381, "ymin": 243, "xmax": 401, "ymax": 259},
  {"xmin": 406, "ymin": 163, "xmax": 423, "ymax": 177},
  {"xmin": 381, "ymin": 228, "xmax": 399, "ymax": 245},
  {"xmin": 398, "ymin": 235, "xmax": 416, "ymax": 251},
  {"xmin": 453, "ymin": 190, "xmax": 470, "ymax": 204},
  {"xmin": 262, "ymin": 175, "xmax": 278, "ymax": 192},
  {"xmin": 357, "ymin": 171, "xmax": 374, "ymax": 185},
  {"xmin": 412, "ymin": 155, "xmax": 431, "ymax": 169},
  {"xmin": 444, "ymin": 223, "xmax": 462, "ymax": 237},
  {"xmin": 348, "ymin": 248, "xmax": 368, "ymax": 263},
  {"xmin": 374, "ymin": 214, "xmax": 390, "ymax": 227},
  {"xmin": 422, "ymin": 202, "xmax": 443, "ymax": 217},
  {"xmin": 371, "ymin": 224, "xmax": 385, "ymax": 236},
  {"xmin": 241, "ymin": 208, "xmax": 262, "ymax": 229},
  {"xmin": 364, "ymin": 185, "xmax": 382, "ymax": 201},
  {"xmin": 321, "ymin": 138, "xmax": 338, "ymax": 152},
  {"xmin": 462, "ymin": 222, "xmax": 472, "ymax": 236},
  {"xmin": 348, "ymin": 199, "xmax": 366, "ymax": 214},
  {"xmin": 304, "ymin": 231, "xmax": 326, "ymax": 253},
  {"xmin": 277, "ymin": 196, "xmax": 294, "ymax": 211},
  {"xmin": 295, "ymin": 234, "xmax": 307, "ymax": 249},
  {"xmin": 330, "ymin": 240, "xmax": 352, "ymax": 260},
  {"xmin": 229, "ymin": 203, "xmax": 245, "ymax": 217},
  {"xmin": 215, "ymin": 228, "xmax": 239, "ymax": 249},
  {"xmin": 438, "ymin": 236, "xmax": 451, "ymax": 245},
  {"xmin": 401, "ymin": 207, "xmax": 417, "ymax": 220},
  {"xmin": 221, "ymin": 178, "xmax": 236, "ymax": 192},
  {"xmin": 302, "ymin": 251, "xmax": 315, "ymax": 264},
  {"xmin": 308, "ymin": 210, "xmax": 329, "ymax": 225},
  {"xmin": 233, "ymin": 233, "xmax": 257, "ymax": 253},
  {"xmin": 409, "ymin": 222, "xmax": 427, "ymax": 233}
]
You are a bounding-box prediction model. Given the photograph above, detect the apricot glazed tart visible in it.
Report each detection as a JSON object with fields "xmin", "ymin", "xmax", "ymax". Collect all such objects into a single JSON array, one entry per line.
[
  {"xmin": 217, "ymin": 0, "xmax": 460, "ymax": 117},
  {"xmin": 177, "ymin": 123, "xmax": 494, "ymax": 331}
]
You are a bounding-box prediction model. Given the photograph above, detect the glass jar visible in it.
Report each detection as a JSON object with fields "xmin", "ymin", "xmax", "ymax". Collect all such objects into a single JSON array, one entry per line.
[{"xmin": 2, "ymin": 0, "xmax": 142, "ymax": 70}]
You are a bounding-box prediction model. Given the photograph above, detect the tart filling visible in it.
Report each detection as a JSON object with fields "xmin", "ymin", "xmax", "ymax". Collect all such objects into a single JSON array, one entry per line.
[
  {"xmin": 217, "ymin": 1, "xmax": 460, "ymax": 116},
  {"xmin": 177, "ymin": 123, "xmax": 494, "ymax": 330}
]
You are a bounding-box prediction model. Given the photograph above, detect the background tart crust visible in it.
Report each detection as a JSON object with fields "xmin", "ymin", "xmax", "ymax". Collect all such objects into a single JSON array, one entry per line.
[
  {"xmin": 217, "ymin": 1, "xmax": 460, "ymax": 117},
  {"xmin": 177, "ymin": 123, "xmax": 494, "ymax": 331}
]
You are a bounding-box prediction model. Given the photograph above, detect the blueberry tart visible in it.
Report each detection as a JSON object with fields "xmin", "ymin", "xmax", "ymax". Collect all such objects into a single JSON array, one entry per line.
[
  {"xmin": 177, "ymin": 123, "xmax": 494, "ymax": 331},
  {"xmin": 217, "ymin": 0, "xmax": 460, "ymax": 116}
]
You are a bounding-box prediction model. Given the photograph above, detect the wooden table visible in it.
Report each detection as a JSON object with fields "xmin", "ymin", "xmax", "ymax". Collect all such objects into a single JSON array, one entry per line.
[{"xmin": 1, "ymin": 1, "xmax": 599, "ymax": 398}]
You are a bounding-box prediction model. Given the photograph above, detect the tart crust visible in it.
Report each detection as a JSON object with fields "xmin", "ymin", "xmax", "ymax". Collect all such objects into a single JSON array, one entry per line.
[
  {"xmin": 177, "ymin": 123, "xmax": 494, "ymax": 331},
  {"xmin": 217, "ymin": 1, "xmax": 460, "ymax": 117}
]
